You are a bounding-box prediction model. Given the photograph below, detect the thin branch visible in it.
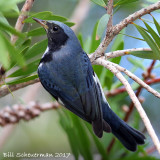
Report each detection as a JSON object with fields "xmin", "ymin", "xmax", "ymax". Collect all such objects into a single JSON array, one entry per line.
[
  {"xmin": 90, "ymin": 1, "xmax": 160, "ymax": 63},
  {"xmin": 146, "ymin": 145, "xmax": 156, "ymax": 154},
  {"xmin": 105, "ymin": 48, "xmax": 151, "ymax": 59},
  {"xmin": 95, "ymin": 58, "xmax": 160, "ymax": 154},
  {"xmin": 0, "ymin": 101, "xmax": 59, "ymax": 126},
  {"xmin": 113, "ymin": 1, "xmax": 160, "ymax": 35},
  {"xmin": 145, "ymin": 60, "xmax": 156, "ymax": 79},
  {"xmin": 106, "ymin": 78, "xmax": 160, "ymax": 97},
  {"xmin": 110, "ymin": 62, "xmax": 160, "ymax": 98},
  {"xmin": 106, "ymin": 0, "xmax": 113, "ymax": 30},
  {"xmin": 11, "ymin": 0, "xmax": 35, "ymax": 43},
  {"xmin": 0, "ymin": 78, "xmax": 39, "ymax": 98},
  {"xmin": 90, "ymin": 0, "xmax": 114, "ymax": 62}
]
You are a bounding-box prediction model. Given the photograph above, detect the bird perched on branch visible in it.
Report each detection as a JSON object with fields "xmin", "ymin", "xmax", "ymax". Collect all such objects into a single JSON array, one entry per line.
[{"xmin": 33, "ymin": 17, "xmax": 145, "ymax": 151}]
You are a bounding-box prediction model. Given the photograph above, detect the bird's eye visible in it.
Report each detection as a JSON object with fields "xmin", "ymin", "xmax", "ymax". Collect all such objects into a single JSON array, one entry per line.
[{"xmin": 53, "ymin": 26, "xmax": 59, "ymax": 32}]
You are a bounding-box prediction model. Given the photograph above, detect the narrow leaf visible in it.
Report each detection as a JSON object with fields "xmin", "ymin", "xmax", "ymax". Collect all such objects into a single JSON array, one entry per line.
[
  {"xmin": 90, "ymin": 21, "xmax": 101, "ymax": 53},
  {"xmin": 25, "ymin": 39, "xmax": 47, "ymax": 60},
  {"xmin": 91, "ymin": 0, "xmax": 106, "ymax": 7},
  {"xmin": 27, "ymin": 27, "xmax": 45, "ymax": 37},
  {"xmin": 134, "ymin": 23, "xmax": 160, "ymax": 59},
  {"xmin": 24, "ymin": 11, "xmax": 67, "ymax": 23},
  {"xmin": 96, "ymin": 14, "xmax": 109, "ymax": 39},
  {"xmin": 58, "ymin": 110, "xmax": 79, "ymax": 160},
  {"xmin": 130, "ymin": 50, "xmax": 157, "ymax": 60},
  {"xmin": 142, "ymin": 20, "xmax": 160, "ymax": 48},
  {"xmin": 152, "ymin": 16, "xmax": 160, "ymax": 36},
  {"xmin": 8, "ymin": 59, "xmax": 40, "ymax": 77},
  {"xmin": 70, "ymin": 113, "xmax": 93, "ymax": 160},
  {"xmin": 0, "ymin": 33, "xmax": 10, "ymax": 68},
  {"xmin": 114, "ymin": 0, "xmax": 138, "ymax": 7},
  {"xmin": 0, "ymin": 32, "xmax": 25, "ymax": 67},
  {"xmin": 119, "ymin": 32, "xmax": 144, "ymax": 41},
  {"xmin": 0, "ymin": 21, "xmax": 25, "ymax": 38},
  {"xmin": 7, "ymin": 74, "xmax": 38, "ymax": 85},
  {"xmin": 64, "ymin": 22, "xmax": 75, "ymax": 27}
]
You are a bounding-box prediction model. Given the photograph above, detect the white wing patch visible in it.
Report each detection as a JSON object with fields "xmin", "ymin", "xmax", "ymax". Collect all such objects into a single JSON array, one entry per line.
[
  {"xmin": 93, "ymin": 72, "xmax": 110, "ymax": 108},
  {"xmin": 58, "ymin": 98, "xmax": 64, "ymax": 106}
]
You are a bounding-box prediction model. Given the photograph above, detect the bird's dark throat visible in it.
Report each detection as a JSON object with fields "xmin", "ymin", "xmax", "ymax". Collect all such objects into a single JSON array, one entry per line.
[{"xmin": 40, "ymin": 52, "xmax": 53, "ymax": 63}]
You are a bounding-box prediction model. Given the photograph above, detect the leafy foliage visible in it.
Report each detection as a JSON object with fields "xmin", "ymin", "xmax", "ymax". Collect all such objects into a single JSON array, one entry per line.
[{"xmin": 133, "ymin": 20, "xmax": 160, "ymax": 60}]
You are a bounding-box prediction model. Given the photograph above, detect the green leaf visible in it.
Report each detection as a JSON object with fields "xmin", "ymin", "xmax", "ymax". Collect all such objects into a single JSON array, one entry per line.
[
  {"xmin": 90, "ymin": 21, "xmax": 101, "ymax": 53},
  {"xmin": 64, "ymin": 22, "xmax": 75, "ymax": 27},
  {"xmin": 7, "ymin": 74, "xmax": 38, "ymax": 85},
  {"xmin": 24, "ymin": 11, "xmax": 67, "ymax": 23},
  {"xmin": 71, "ymin": 117, "xmax": 93, "ymax": 160},
  {"xmin": 0, "ymin": 32, "xmax": 25, "ymax": 68},
  {"xmin": 58, "ymin": 110, "xmax": 79, "ymax": 160},
  {"xmin": 0, "ymin": 13, "xmax": 9, "ymax": 25},
  {"xmin": 0, "ymin": 33, "xmax": 10, "ymax": 68},
  {"xmin": 77, "ymin": 33, "xmax": 84, "ymax": 49},
  {"xmin": 84, "ymin": 37, "xmax": 91, "ymax": 53},
  {"xmin": 152, "ymin": 16, "xmax": 160, "ymax": 36},
  {"xmin": 0, "ymin": 21, "xmax": 25, "ymax": 38},
  {"xmin": 90, "ymin": 21, "xmax": 103, "ymax": 78},
  {"xmin": 130, "ymin": 50, "xmax": 158, "ymax": 60},
  {"xmin": 18, "ymin": 38, "xmax": 31, "ymax": 53},
  {"xmin": 134, "ymin": 23, "xmax": 160, "ymax": 59},
  {"xmin": 119, "ymin": 32, "xmax": 144, "ymax": 41},
  {"xmin": 0, "ymin": 0, "xmax": 24, "ymax": 13},
  {"xmin": 114, "ymin": 0, "xmax": 138, "ymax": 7},
  {"xmin": 25, "ymin": 39, "xmax": 48, "ymax": 60},
  {"xmin": 27, "ymin": 27, "xmax": 45, "ymax": 37},
  {"xmin": 96, "ymin": 14, "xmax": 109, "ymax": 39},
  {"xmin": 127, "ymin": 57, "xmax": 145, "ymax": 70},
  {"xmin": 142, "ymin": 20, "xmax": 160, "ymax": 48},
  {"xmin": 91, "ymin": 0, "xmax": 106, "ymax": 7},
  {"xmin": 8, "ymin": 59, "xmax": 39, "ymax": 77}
]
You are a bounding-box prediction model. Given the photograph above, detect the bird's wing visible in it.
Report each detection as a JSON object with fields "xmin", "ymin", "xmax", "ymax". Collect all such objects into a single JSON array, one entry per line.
[
  {"xmin": 77, "ymin": 52, "xmax": 111, "ymax": 137},
  {"xmin": 40, "ymin": 77, "xmax": 91, "ymax": 123}
]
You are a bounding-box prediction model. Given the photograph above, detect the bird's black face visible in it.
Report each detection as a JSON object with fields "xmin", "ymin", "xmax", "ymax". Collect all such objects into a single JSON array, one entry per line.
[
  {"xmin": 33, "ymin": 18, "xmax": 68, "ymax": 52},
  {"xmin": 45, "ymin": 22, "xmax": 69, "ymax": 51}
]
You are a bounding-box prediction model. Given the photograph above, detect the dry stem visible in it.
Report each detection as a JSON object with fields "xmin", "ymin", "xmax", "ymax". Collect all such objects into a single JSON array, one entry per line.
[{"xmin": 11, "ymin": 0, "xmax": 35, "ymax": 43}]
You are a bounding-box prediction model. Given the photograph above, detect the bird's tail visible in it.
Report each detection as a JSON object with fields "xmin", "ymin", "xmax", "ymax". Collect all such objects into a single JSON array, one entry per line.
[{"xmin": 102, "ymin": 103, "xmax": 145, "ymax": 151}]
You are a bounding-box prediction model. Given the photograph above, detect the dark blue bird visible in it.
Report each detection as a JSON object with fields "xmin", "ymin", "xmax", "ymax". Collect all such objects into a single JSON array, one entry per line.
[{"xmin": 33, "ymin": 18, "xmax": 145, "ymax": 151}]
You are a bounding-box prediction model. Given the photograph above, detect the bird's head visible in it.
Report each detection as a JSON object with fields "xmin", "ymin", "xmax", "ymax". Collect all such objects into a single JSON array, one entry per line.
[{"xmin": 32, "ymin": 18, "xmax": 77, "ymax": 51}]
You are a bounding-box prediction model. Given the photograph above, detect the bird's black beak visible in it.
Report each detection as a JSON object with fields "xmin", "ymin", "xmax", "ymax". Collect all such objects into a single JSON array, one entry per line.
[{"xmin": 32, "ymin": 17, "xmax": 49, "ymax": 30}]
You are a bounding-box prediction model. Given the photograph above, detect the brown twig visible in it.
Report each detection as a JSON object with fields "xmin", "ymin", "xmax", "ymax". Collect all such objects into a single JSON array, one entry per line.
[
  {"xmin": 146, "ymin": 145, "xmax": 156, "ymax": 154},
  {"xmin": 0, "ymin": 101, "xmax": 59, "ymax": 126},
  {"xmin": 106, "ymin": 77, "xmax": 160, "ymax": 97},
  {"xmin": 11, "ymin": 0, "xmax": 35, "ymax": 43},
  {"xmin": 0, "ymin": 66, "xmax": 6, "ymax": 85},
  {"xmin": 0, "ymin": 78, "xmax": 39, "ymax": 98}
]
